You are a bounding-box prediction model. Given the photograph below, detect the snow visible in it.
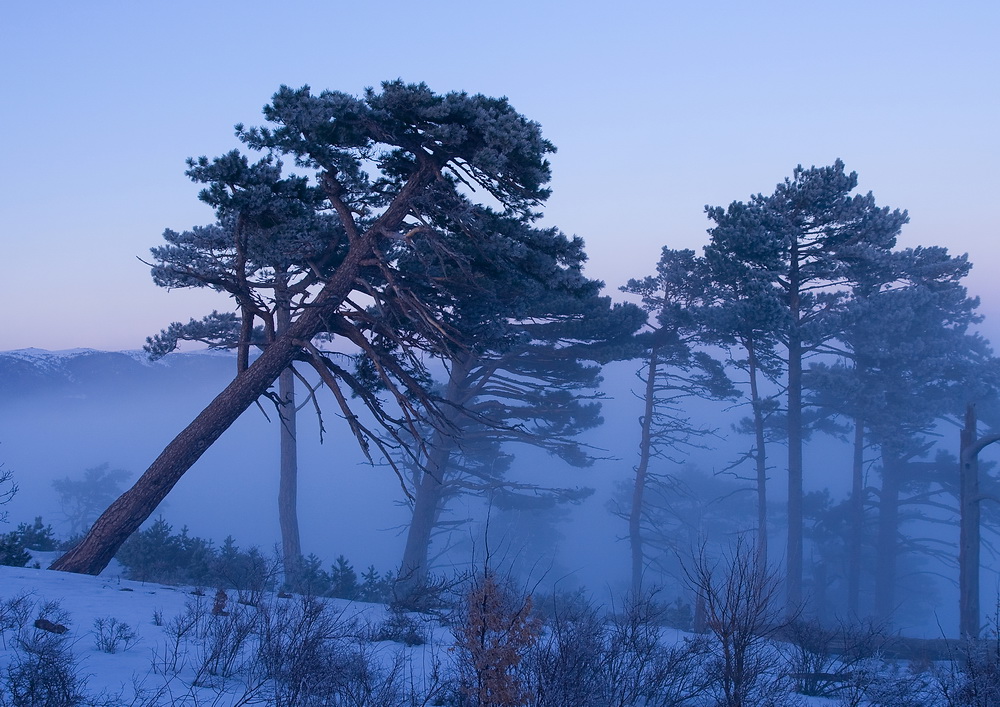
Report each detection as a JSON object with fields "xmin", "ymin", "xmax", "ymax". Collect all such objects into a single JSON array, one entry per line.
[
  {"xmin": 0, "ymin": 559, "xmax": 447, "ymax": 705},
  {"xmin": 0, "ymin": 558, "xmax": 911, "ymax": 705}
]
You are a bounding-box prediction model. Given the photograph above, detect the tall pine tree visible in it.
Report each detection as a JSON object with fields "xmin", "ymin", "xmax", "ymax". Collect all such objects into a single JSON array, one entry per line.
[{"xmin": 704, "ymin": 160, "xmax": 908, "ymax": 611}]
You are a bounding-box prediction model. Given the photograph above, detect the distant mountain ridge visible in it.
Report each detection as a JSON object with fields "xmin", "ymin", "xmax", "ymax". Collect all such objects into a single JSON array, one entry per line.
[{"xmin": 0, "ymin": 348, "xmax": 238, "ymax": 400}]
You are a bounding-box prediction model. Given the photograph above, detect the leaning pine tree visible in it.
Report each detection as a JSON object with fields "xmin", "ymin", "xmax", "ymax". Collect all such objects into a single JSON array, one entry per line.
[{"xmin": 52, "ymin": 81, "xmax": 559, "ymax": 575}]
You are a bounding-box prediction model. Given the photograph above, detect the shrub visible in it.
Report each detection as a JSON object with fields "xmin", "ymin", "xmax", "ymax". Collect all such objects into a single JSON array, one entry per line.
[
  {"xmin": 92, "ymin": 616, "xmax": 139, "ymax": 654},
  {"xmin": 684, "ymin": 538, "xmax": 796, "ymax": 707},
  {"xmin": 371, "ymin": 606, "xmax": 429, "ymax": 646},
  {"xmin": 1, "ymin": 600, "xmax": 84, "ymax": 707},
  {"xmin": 453, "ymin": 570, "xmax": 541, "ymax": 707},
  {"xmin": 0, "ymin": 531, "xmax": 30, "ymax": 568},
  {"xmin": 2, "ymin": 630, "xmax": 86, "ymax": 707},
  {"xmin": 15, "ymin": 517, "xmax": 58, "ymax": 551}
]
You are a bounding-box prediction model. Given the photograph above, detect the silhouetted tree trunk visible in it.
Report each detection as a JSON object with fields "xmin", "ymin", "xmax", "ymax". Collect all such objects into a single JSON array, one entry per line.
[
  {"xmin": 747, "ymin": 342, "xmax": 769, "ymax": 569},
  {"xmin": 396, "ymin": 441, "xmax": 451, "ymax": 597},
  {"xmin": 786, "ymin": 240, "xmax": 804, "ymax": 612},
  {"xmin": 874, "ymin": 449, "xmax": 901, "ymax": 623},
  {"xmin": 630, "ymin": 345, "xmax": 658, "ymax": 595},
  {"xmin": 847, "ymin": 416, "xmax": 865, "ymax": 617},
  {"xmin": 395, "ymin": 355, "xmax": 474, "ymax": 598},
  {"xmin": 276, "ymin": 295, "xmax": 301, "ymax": 577}
]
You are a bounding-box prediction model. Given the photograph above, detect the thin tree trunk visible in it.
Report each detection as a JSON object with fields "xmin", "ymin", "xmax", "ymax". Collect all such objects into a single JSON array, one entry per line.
[
  {"xmin": 746, "ymin": 341, "xmax": 768, "ymax": 568},
  {"xmin": 786, "ymin": 243, "xmax": 804, "ymax": 613},
  {"xmin": 847, "ymin": 416, "xmax": 864, "ymax": 617},
  {"xmin": 630, "ymin": 346, "xmax": 659, "ymax": 595},
  {"xmin": 959, "ymin": 404, "xmax": 981, "ymax": 638},
  {"xmin": 874, "ymin": 449, "xmax": 901, "ymax": 623},
  {"xmin": 276, "ymin": 295, "xmax": 301, "ymax": 578}
]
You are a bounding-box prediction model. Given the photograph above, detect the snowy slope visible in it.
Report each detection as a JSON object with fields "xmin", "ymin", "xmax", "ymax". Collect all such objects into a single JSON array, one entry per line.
[{"xmin": 0, "ymin": 561, "xmax": 447, "ymax": 705}]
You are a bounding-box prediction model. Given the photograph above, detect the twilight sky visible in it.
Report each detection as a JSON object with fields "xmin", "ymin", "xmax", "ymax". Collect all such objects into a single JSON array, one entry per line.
[{"xmin": 2, "ymin": 1, "xmax": 998, "ymax": 351}]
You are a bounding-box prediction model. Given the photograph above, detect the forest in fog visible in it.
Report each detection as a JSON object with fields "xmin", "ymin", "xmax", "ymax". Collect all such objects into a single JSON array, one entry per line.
[{"xmin": 3, "ymin": 80, "xmax": 1000, "ymax": 706}]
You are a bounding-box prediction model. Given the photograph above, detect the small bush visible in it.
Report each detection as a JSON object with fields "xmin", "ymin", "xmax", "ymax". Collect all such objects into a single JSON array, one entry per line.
[
  {"xmin": 92, "ymin": 616, "xmax": 138, "ymax": 654},
  {"xmin": 3, "ymin": 628, "xmax": 86, "ymax": 706},
  {"xmin": 453, "ymin": 570, "xmax": 541, "ymax": 707},
  {"xmin": 0, "ymin": 592, "xmax": 33, "ymax": 649},
  {"xmin": 372, "ymin": 607, "xmax": 429, "ymax": 646}
]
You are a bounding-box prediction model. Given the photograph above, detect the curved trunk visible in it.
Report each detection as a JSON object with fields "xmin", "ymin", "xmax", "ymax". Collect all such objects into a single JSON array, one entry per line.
[
  {"xmin": 396, "ymin": 354, "xmax": 474, "ymax": 598},
  {"xmin": 396, "ymin": 441, "xmax": 452, "ymax": 597}
]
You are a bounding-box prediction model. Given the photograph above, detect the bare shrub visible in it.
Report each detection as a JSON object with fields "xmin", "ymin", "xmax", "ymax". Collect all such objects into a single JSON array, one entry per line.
[
  {"xmin": 934, "ymin": 637, "xmax": 1000, "ymax": 707},
  {"xmin": 256, "ymin": 594, "xmax": 349, "ymax": 704},
  {"xmin": 599, "ymin": 593, "xmax": 712, "ymax": 707},
  {"xmin": 684, "ymin": 538, "xmax": 796, "ymax": 707},
  {"xmin": 855, "ymin": 660, "xmax": 935, "ymax": 707},
  {"xmin": 151, "ymin": 597, "xmax": 206, "ymax": 676},
  {"xmin": 524, "ymin": 591, "xmax": 604, "ymax": 706},
  {"xmin": 0, "ymin": 592, "xmax": 33, "ymax": 649},
  {"xmin": 2, "ymin": 630, "xmax": 86, "ymax": 707},
  {"xmin": 92, "ymin": 616, "xmax": 139, "ymax": 654},
  {"xmin": 781, "ymin": 616, "xmax": 889, "ymax": 698},
  {"xmin": 255, "ymin": 593, "xmax": 417, "ymax": 706},
  {"xmin": 191, "ymin": 602, "xmax": 257, "ymax": 683}
]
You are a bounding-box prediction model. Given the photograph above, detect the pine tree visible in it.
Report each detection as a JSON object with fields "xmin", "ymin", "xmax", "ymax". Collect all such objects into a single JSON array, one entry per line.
[
  {"xmin": 394, "ymin": 211, "xmax": 644, "ymax": 598},
  {"xmin": 809, "ymin": 246, "xmax": 997, "ymax": 621},
  {"xmin": 144, "ymin": 150, "xmax": 335, "ymax": 578},
  {"xmin": 53, "ymin": 81, "xmax": 559, "ymax": 575},
  {"xmin": 329, "ymin": 555, "xmax": 358, "ymax": 600},
  {"xmin": 704, "ymin": 160, "xmax": 907, "ymax": 611},
  {"xmin": 620, "ymin": 248, "xmax": 737, "ymax": 593}
]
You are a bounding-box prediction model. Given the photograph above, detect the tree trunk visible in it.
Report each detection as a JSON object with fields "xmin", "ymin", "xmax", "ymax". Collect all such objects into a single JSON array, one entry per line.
[
  {"xmin": 50, "ymin": 241, "xmax": 374, "ymax": 575},
  {"xmin": 746, "ymin": 341, "xmax": 768, "ymax": 569},
  {"xmin": 396, "ymin": 443, "xmax": 451, "ymax": 596},
  {"xmin": 276, "ymin": 295, "xmax": 301, "ymax": 578},
  {"xmin": 278, "ymin": 366, "xmax": 300, "ymax": 574},
  {"xmin": 959, "ymin": 404, "xmax": 981, "ymax": 638},
  {"xmin": 874, "ymin": 449, "xmax": 901, "ymax": 623},
  {"xmin": 847, "ymin": 416, "xmax": 865, "ymax": 618},
  {"xmin": 786, "ymin": 241, "xmax": 804, "ymax": 613},
  {"xmin": 630, "ymin": 346, "xmax": 659, "ymax": 595},
  {"xmin": 395, "ymin": 354, "xmax": 473, "ymax": 598}
]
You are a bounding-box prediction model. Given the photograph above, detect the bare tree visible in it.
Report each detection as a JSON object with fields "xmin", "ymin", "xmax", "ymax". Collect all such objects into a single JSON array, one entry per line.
[{"xmin": 684, "ymin": 537, "xmax": 793, "ymax": 707}]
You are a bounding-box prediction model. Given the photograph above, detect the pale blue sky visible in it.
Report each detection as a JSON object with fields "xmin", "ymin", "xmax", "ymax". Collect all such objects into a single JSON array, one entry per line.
[{"xmin": 2, "ymin": 1, "xmax": 998, "ymax": 350}]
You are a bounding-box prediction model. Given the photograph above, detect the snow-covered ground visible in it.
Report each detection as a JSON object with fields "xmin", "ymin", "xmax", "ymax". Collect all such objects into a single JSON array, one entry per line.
[
  {"xmin": 0, "ymin": 559, "xmax": 450, "ymax": 705},
  {"xmin": 0, "ymin": 558, "xmax": 960, "ymax": 706}
]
